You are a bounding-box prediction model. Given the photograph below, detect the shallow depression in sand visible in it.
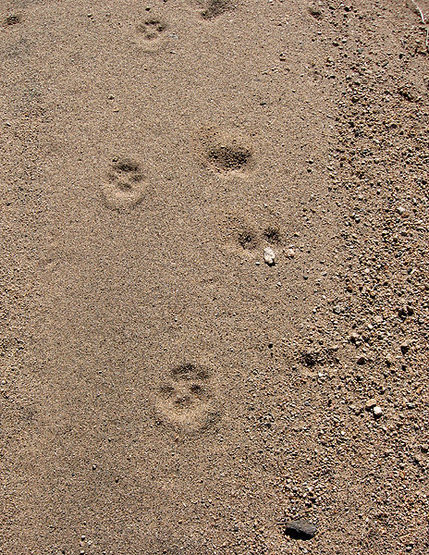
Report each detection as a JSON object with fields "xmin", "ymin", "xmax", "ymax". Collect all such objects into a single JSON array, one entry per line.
[
  {"xmin": 101, "ymin": 157, "xmax": 146, "ymax": 211},
  {"xmin": 131, "ymin": 17, "xmax": 169, "ymax": 51},
  {"xmin": 207, "ymin": 145, "xmax": 252, "ymax": 172},
  {"xmin": 196, "ymin": 0, "xmax": 236, "ymax": 20},
  {"xmin": 155, "ymin": 363, "xmax": 221, "ymax": 435},
  {"xmin": 197, "ymin": 126, "xmax": 255, "ymax": 175}
]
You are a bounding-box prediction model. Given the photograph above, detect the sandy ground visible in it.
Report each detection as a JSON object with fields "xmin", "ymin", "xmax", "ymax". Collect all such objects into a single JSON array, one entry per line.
[{"xmin": 1, "ymin": 1, "xmax": 428, "ymax": 553}]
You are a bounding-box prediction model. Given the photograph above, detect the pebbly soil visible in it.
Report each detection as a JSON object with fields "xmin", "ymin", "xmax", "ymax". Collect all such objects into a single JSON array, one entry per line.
[{"xmin": 0, "ymin": 1, "xmax": 428, "ymax": 554}]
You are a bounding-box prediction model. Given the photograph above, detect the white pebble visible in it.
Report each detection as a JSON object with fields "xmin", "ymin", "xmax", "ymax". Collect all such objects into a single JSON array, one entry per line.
[
  {"xmin": 263, "ymin": 247, "xmax": 276, "ymax": 266},
  {"xmin": 373, "ymin": 406, "xmax": 382, "ymax": 417}
]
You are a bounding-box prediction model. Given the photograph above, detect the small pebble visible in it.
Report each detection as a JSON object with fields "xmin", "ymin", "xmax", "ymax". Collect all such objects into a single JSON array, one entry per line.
[
  {"xmin": 5, "ymin": 14, "xmax": 21, "ymax": 25},
  {"xmin": 365, "ymin": 398, "xmax": 377, "ymax": 410},
  {"xmin": 385, "ymin": 354, "xmax": 394, "ymax": 366},
  {"xmin": 263, "ymin": 247, "xmax": 276, "ymax": 266},
  {"xmin": 284, "ymin": 519, "xmax": 317, "ymax": 540},
  {"xmin": 373, "ymin": 405, "xmax": 382, "ymax": 417},
  {"xmin": 400, "ymin": 342, "xmax": 410, "ymax": 354},
  {"xmin": 349, "ymin": 331, "xmax": 360, "ymax": 343},
  {"xmin": 307, "ymin": 4, "xmax": 323, "ymax": 19}
]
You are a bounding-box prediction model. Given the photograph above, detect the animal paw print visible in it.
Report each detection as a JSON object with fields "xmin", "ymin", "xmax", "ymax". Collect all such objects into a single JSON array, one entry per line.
[
  {"xmin": 234, "ymin": 222, "xmax": 282, "ymax": 252},
  {"xmin": 101, "ymin": 157, "xmax": 146, "ymax": 211},
  {"xmin": 137, "ymin": 19, "xmax": 167, "ymax": 40},
  {"xmin": 262, "ymin": 226, "xmax": 282, "ymax": 246},
  {"xmin": 195, "ymin": 1, "xmax": 236, "ymax": 20},
  {"xmin": 133, "ymin": 18, "xmax": 168, "ymax": 51},
  {"xmin": 237, "ymin": 227, "xmax": 259, "ymax": 250},
  {"xmin": 198, "ymin": 126, "xmax": 254, "ymax": 175},
  {"xmin": 207, "ymin": 145, "xmax": 252, "ymax": 173},
  {"xmin": 155, "ymin": 363, "xmax": 221, "ymax": 434}
]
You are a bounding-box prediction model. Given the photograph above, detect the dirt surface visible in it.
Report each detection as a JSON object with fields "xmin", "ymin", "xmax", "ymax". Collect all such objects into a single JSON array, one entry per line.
[{"xmin": 1, "ymin": 1, "xmax": 428, "ymax": 553}]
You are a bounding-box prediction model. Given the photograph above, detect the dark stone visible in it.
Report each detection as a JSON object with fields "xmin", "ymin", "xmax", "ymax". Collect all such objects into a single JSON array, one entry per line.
[
  {"xmin": 307, "ymin": 4, "xmax": 323, "ymax": 19},
  {"xmin": 398, "ymin": 306, "xmax": 408, "ymax": 319},
  {"xmin": 400, "ymin": 342, "xmax": 410, "ymax": 354},
  {"xmin": 284, "ymin": 519, "xmax": 317, "ymax": 540},
  {"xmin": 398, "ymin": 305, "xmax": 414, "ymax": 319},
  {"xmin": 5, "ymin": 14, "xmax": 21, "ymax": 25}
]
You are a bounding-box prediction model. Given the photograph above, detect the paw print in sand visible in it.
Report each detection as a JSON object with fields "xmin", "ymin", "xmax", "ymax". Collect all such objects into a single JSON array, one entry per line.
[
  {"xmin": 155, "ymin": 363, "xmax": 221, "ymax": 434},
  {"xmin": 102, "ymin": 157, "xmax": 146, "ymax": 211},
  {"xmin": 197, "ymin": 126, "xmax": 254, "ymax": 176},
  {"xmin": 137, "ymin": 19, "xmax": 167, "ymax": 40},
  {"xmin": 133, "ymin": 18, "xmax": 168, "ymax": 51},
  {"xmin": 231, "ymin": 218, "xmax": 282, "ymax": 253},
  {"xmin": 194, "ymin": 1, "xmax": 236, "ymax": 20}
]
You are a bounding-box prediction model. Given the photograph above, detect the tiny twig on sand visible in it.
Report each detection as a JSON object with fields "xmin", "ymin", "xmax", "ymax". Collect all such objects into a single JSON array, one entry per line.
[{"xmin": 408, "ymin": 0, "xmax": 429, "ymax": 50}]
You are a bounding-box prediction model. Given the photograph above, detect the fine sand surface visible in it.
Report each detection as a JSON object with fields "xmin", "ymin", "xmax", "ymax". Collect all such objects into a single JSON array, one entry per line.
[{"xmin": 1, "ymin": 1, "xmax": 428, "ymax": 553}]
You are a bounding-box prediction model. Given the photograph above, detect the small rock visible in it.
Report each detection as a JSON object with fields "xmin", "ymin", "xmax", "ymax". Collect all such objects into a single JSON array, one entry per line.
[
  {"xmin": 307, "ymin": 4, "xmax": 323, "ymax": 19},
  {"xmin": 263, "ymin": 247, "xmax": 276, "ymax": 266},
  {"xmin": 284, "ymin": 519, "xmax": 317, "ymax": 540},
  {"xmin": 373, "ymin": 405, "xmax": 383, "ymax": 417},
  {"xmin": 366, "ymin": 398, "xmax": 377, "ymax": 410},
  {"xmin": 385, "ymin": 354, "xmax": 394, "ymax": 366},
  {"xmin": 285, "ymin": 248, "xmax": 295, "ymax": 258},
  {"xmin": 399, "ymin": 305, "xmax": 414, "ymax": 319},
  {"xmin": 5, "ymin": 14, "xmax": 21, "ymax": 25},
  {"xmin": 349, "ymin": 331, "xmax": 360, "ymax": 343},
  {"xmin": 398, "ymin": 306, "xmax": 408, "ymax": 319},
  {"xmin": 400, "ymin": 342, "xmax": 410, "ymax": 354}
]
